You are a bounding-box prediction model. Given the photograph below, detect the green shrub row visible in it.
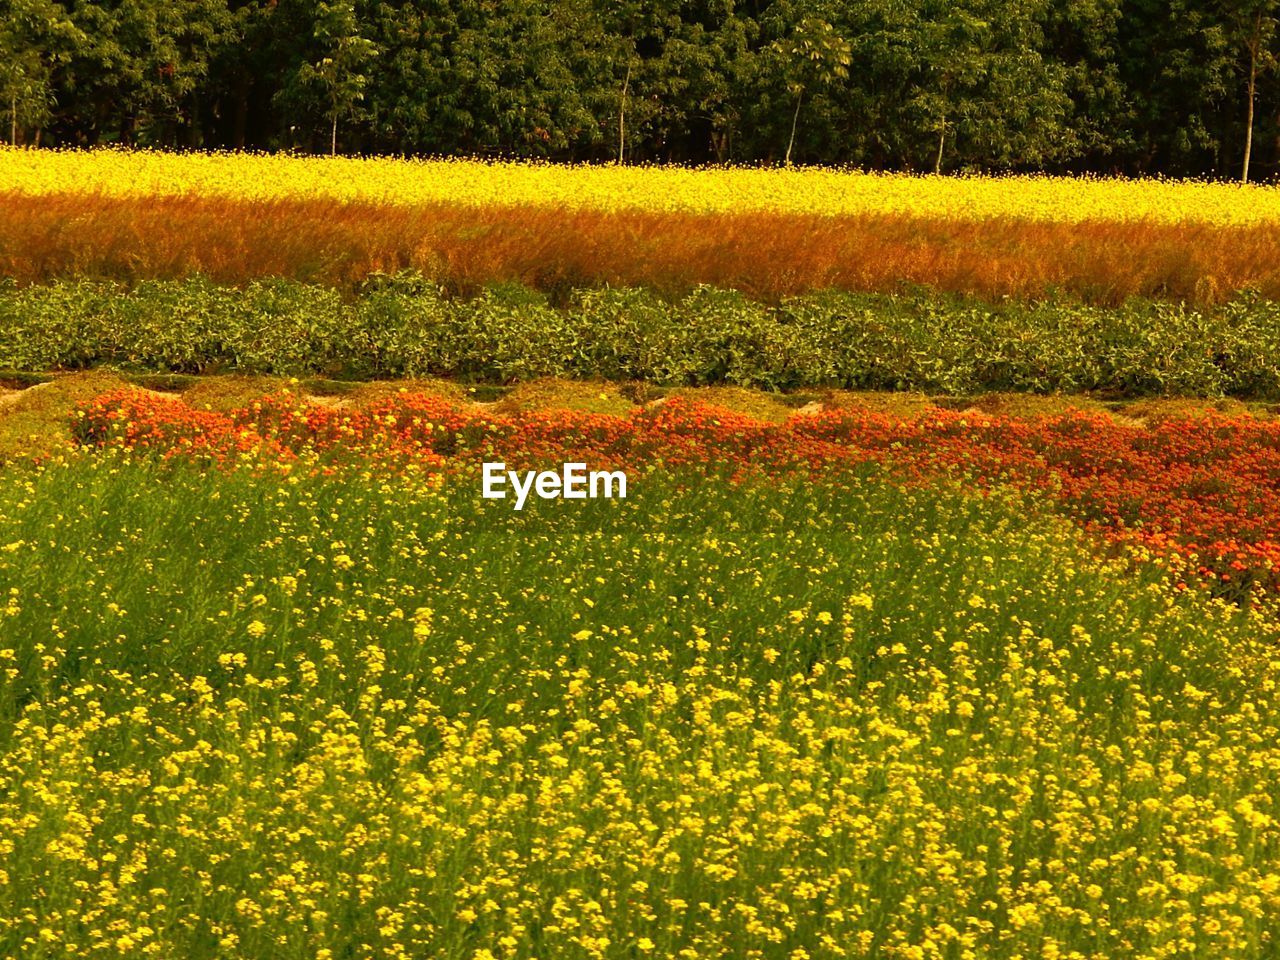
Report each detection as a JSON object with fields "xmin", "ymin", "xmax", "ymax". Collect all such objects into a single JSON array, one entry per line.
[{"xmin": 3, "ymin": 274, "xmax": 1280, "ymax": 396}]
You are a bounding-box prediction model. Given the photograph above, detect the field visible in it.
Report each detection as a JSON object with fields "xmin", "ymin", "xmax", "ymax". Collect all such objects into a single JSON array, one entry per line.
[
  {"xmin": 4, "ymin": 150, "xmax": 1280, "ymax": 959},
  {"xmin": 6, "ymin": 151, "xmax": 1275, "ymax": 222},
  {"xmin": 6, "ymin": 152, "xmax": 1280, "ymax": 302}
]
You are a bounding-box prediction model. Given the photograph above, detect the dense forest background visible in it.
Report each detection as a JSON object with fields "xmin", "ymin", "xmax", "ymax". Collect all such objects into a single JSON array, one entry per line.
[{"xmin": 3, "ymin": 0, "xmax": 1279, "ymax": 179}]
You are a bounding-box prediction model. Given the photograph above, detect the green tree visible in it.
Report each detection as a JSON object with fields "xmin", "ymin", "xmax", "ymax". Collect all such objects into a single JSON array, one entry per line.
[
  {"xmin": 57, "ymin": 0, "xmax": 238, "ymax": 146},
  {"xmin": 904, "ymin": 0, "xmax": 1076, "ymax": 173},
  {"xmin": 594, "ymin": 0, "xmax": 758, "ymax": 164},
  {"xmin": 2, "ymin": 0, "xmax": 1278, "ymax": 175},
  {"xmin": 1106, "ymin": 0, "xmax": 1232, "ymax": 175},
  {"xmin": 1038, "ymin": 0, "xmax": 1125, "ymax": 170},
  {"xmin": 360, "ymin": 0, "xmax": 607, "ymax": 158},
  {"xmin": 769, "ymin": 16, "xmax": 851, "ymax": 165},
  {"xmin": 1219, "ymin": 0, "xmax": 1279, "ymax": 181},
  {"xmin": 289, "ymin": 0, "xmax": 377, "ymax": 154},
  {"xmin": 0, "ymin": 0, "xmax": 84, "ymax": 144}
]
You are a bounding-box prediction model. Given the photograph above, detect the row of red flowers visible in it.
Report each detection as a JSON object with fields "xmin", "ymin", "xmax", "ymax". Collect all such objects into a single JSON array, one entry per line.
[{"xmin": 73, "ymin": 388, "xmax": 1280, "ymax": 598}]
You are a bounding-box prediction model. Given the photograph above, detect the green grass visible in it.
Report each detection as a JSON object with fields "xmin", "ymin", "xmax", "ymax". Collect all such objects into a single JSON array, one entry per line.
[
  {"xmin": 1, "ymin": 456, "xmax": 1278, "ymax": 957},
  {"xmin": 0, "ymin": 369, "xmax": 129, "ymax": 460}
]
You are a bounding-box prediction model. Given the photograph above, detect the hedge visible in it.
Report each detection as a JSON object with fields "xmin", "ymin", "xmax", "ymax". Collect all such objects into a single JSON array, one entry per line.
[{"xmin": 2, "ymin": 274, "xmax": 1279, "ymax": 397}]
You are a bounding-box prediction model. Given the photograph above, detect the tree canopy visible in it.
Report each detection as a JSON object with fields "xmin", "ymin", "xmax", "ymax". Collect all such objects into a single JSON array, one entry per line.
[{"xmin": 1, "ymin": 0, "xmax": 1277, "ymax": 178}]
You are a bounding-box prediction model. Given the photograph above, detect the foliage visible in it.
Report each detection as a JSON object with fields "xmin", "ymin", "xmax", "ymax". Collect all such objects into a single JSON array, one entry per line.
[
  {"xmin": 767, "ymin": 17, "xmax": 851, "ymax": 165},
  {"xmin": 5, "ymin": 277, "xmax": 1280, "ymax": 397},
  {"xmin": 0, "ymin": 0, "xmax": 83, "ymax": 143},
  {"xmin": 0, "ymin": 0, "xmax": 1279, "ymax": 175},
  {"xmin": 279, "ymin": 0, "xmax": 376, "ymax": 155}
]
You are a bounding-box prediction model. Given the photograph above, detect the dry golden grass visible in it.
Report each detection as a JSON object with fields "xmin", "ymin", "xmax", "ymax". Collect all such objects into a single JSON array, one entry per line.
[
  {"xmin": 341, "ymin": 378, "xmax": 467, "ymax": 409},
  {"xmin": 1118, "ymin": 396, "xmax": 1262, "ymax": 422},
  {"xmin": 817, "ymin": 390, "xmax": 938, "ymax": 417},
  {"xmin": 2, "ymin": 192, "xmax": 1276, "ymax": 303},
  {"xmin": 494, "ymin": 379, "xmax": 636, "ymax": 417}
]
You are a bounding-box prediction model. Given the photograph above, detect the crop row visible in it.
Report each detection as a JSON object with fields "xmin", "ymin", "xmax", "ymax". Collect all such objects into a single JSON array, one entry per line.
[
  {"xmin": 9, "ymin": 276, "xmax": 1280, "ymax": 396},
  {"xmin": 7, "ymin": 151, "xmax": 1278, "ymax": 225},
  {"xmin": 5, "ymin": 192, "xmax": 1276, "ymax": 303},
  {"xmin": 76, "ymin": 388, "xmax": 1280, "ymax": 598}
]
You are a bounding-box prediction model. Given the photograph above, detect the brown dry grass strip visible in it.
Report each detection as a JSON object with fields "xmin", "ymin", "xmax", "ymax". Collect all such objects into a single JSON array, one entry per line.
[{"xmin": 2, "ymin": 192, "xmax": 1276, "ymax": 303}]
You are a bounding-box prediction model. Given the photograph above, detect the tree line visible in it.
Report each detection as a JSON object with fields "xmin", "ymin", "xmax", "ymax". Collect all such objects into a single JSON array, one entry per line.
[{"xmin": 2, "ymin": 0, "xmax": 1278, "ymax": 179}]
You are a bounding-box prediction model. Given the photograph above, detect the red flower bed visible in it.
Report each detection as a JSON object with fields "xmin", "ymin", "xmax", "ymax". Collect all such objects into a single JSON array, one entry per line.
[{"xmin": 73, "ymin": 389, "xmax": 1280, "ymax": 597}]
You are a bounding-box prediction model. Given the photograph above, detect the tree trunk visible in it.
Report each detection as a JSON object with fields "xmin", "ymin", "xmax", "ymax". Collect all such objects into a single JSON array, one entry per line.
[
  {"xmin": 188, "ymin": 91, "xmax": 201, "ymax": 148},
  {"xmin": 331, "ymin": 115, "xmax": 338, "ymax": 156},
  {"xmin": 934, "ymin": 125, "xmax": 946, "ymax": 175},
  {"xmin": 785, "ymin": 89, "xmax": 803, "ymax": 166},
  {"xmin": 11, "ymin": 93, "xmax": 17, "ymax": 146},
  {"xmin": 1243, "ymin": 32, "xmax": 1258, "ymax": 184},
  {"xmin": 712, "ymin": 127, "xmax": 729, "ymax": 164},
  {"xmin": 618, "ymin": 61, "xmax": 631, "ymax": 164},
  {"xmin": 233, "ymin": 79, "xmax": 248, "ymax": 150}
]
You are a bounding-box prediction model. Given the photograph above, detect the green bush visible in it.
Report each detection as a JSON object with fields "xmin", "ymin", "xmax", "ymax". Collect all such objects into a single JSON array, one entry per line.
[{"xmin": 3, "ymin": 274, "xmax": 1280, "ymax": 397}]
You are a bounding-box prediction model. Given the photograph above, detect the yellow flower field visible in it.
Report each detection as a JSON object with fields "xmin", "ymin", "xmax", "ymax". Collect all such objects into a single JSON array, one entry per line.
[
  {"xmin": 3, "ymin": 146, "xmax": 1278, "ymax": 226},
  {"xmin": 5, "ymin": 142, "xmax": 1280, "ymax": 959},
  {"xmin": 2, "ymin": 455, "xmax": 1280, "ymax": 958}
]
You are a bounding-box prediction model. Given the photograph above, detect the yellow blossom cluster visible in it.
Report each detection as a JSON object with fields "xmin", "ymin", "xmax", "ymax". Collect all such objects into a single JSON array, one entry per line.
[
  {"xmin": 2, "ymin": 147, "xmax": 1277, "ymax": 226},
  {"xmin": 0, "ymin": 455, "xmax": 1278, "ymax": 958}
]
